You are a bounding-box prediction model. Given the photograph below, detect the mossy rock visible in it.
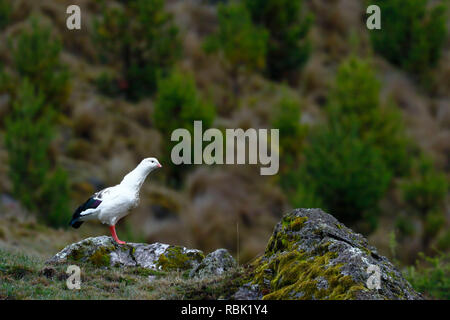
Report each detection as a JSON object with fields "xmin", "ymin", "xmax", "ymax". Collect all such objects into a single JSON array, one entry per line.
[
  {"xmin": 48, "ymin": 236, "xmax": 116, "ymax": 266},
  {"xmin": 156, "ymin": 246, "xmax": 205, "ymax": 271},
  {"xmin": 242, "ymin": 208, "xmax": 423, "ymax": 300},
  {"xmin": 47, "ymin": 236, "xmax": 204, "ymax": 273},
  {"xmin": 89, "ymin": 248, "xmax": 111, "ymax": 267},
  {"xmin": 189, "ymin": 248, "xmax": 236, "ymax": 278}
]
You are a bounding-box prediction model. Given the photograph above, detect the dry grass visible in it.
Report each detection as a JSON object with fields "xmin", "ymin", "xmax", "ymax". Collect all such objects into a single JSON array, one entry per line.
[
  {"xmin": 0, "ymin": 217, "xmax": 243, "ymax": 300},
  {"xmin": 0, "ymin": 241, "xmax": 245, "ymax": 300},
  {"xmin": 0, "ymin": 215, "xmax": 246, "ymax": 300},
  {"xmin": 0, "ymin": 0, "xmax": 448, "ymax": 274}
]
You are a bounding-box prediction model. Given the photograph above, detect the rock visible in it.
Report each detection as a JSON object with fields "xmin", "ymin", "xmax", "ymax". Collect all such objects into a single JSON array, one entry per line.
[
  {"xmin": 233, "ymin": 283, "xmax": 263, "ymax": 300},
  {"xmin": 243, "ymin": 208, "xmax": 422, "ymax": 300},
  {"xmin": 189, "ymin": 248, "xmax": 236, "ymax": 278},
  {"xmin": 47, "ymin": 236, "xmax": 205, "ymax": 271}
]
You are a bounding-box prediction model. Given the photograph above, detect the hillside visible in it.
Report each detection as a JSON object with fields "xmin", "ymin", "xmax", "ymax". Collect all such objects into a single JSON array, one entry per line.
[{"xmin": 0, "ymin": 0, "xmax": 449, "ymax": 299}]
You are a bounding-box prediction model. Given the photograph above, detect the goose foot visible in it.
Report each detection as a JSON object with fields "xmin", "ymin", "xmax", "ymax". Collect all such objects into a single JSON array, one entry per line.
[{"xmin": 109, "ymin": 225, "xmax": 126, "ymax": 245}]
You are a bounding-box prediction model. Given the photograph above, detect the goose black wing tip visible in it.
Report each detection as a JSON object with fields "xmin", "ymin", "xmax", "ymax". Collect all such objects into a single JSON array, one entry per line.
[{"xmin": 70, "ymin": 220, "xmax": 84, "ymax": 229}]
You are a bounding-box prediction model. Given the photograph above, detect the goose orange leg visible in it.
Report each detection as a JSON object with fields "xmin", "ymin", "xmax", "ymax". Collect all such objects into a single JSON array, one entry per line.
[{"xmin": 109, "ymin": 225, "xmax": 126, "ymax": 245}]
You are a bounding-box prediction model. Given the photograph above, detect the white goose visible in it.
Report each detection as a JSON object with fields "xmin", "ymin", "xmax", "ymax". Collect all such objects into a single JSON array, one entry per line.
[{"xmin": 69, "ymin": 157, "xmax": 162, "ymax": 244}]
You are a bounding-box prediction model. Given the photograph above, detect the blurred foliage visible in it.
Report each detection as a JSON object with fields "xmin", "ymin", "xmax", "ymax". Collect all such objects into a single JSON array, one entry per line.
[
  {"xmin": 328, "ymin": 57, "xmax": 412, "ymax": 177},
  {"xmin": 5, "ymin": 80, "xmax": 52, "ymax": 209},
  {"xmin": 2, "ymin": 18, "xmax": 71, "ymax": 227},
  {"xmin": 94, "ymin": 0, "xmax": 181, "ymax": 101},
  {"xmin": 363, "ymin": 104, "xmax": 412, "ymax": 177},
  {"xmin": 404, "ymin": 252, "xmax": 450, "ymax": 299},
  {"xmin": 153, "ymin": 70, "xmax": 216, "ymax": 185},
  {"xmin": 0, "ymin": 0, "xmax": 11, "ymax": 30},
  {"xmin": 395, "ymin": 215, "xmax": 416, "ymax": 237},
  {"xmin": 0, "ymin": 1, "xmax": 447, "ymax": 296},
  {"xmin": 401, "ymin": 155, "xmax": 448, "ymax": 248},
  {"xmin": 154, "ymin": 70, "xmax": 216, "ymax": 143},
  {"xmin": 370, "ymin": 0, "xmax": 448, "ymax": 76},
  {"xmin": 437, "ymin": 231, "xmax": 450, "ymax": 252},
  {"xmin": 271, "ymin": 92, "xmax": 307, "ymax": 193},
  {"xmin": 8, "ymin": 18, "xmax": 70, "ymax": 107},
  {"xmin": 244, "ymin": 0, "xmax": 312, "ymax": 81},
  {"xmin": 289, "ymin": 178, "xmax": 324, "ymax": 210},
  {"xmin": 289, "ymin": 57, "xmax": 415, "ymax": 230},
  {"xmin": 4, "ymin": 80, "xmax": 71, "ymax": 227},
  {"xmin": 272, "ymin": 93, "xmax": 306, "ymax": 166},
  {"xmin": 95, "ymin": 71, "xmax": 121, "ymax": 97},
  {"xmin": 0, "ymin": 63, "xmax": 12, "ymax": 96},
  {"xmin": 41, "ymin": 167, "xmax": 71, "ymax": 227},
  {"xmin": 402, "ymin": 155, "xmax": 448, "ymax": 214},
  {"xmin": 328, "ymin": 57, "xmax": 381, "ymax": 119},
  {"xmin": 204, "ymin": 2, "xmax": 268, "ymax": 99},
  {"xmin": 389, "ymin": 231, "xmax": 399, "ymax": 264},
  {"xmin": 300, "ymin": 123, "xmax": 392, "ymax": 229}
]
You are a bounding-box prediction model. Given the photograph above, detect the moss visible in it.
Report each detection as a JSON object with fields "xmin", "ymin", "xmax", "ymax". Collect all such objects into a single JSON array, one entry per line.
[
  {"xmin": 290, "ymin": 217, "xmax": 308, "ymax": 231},
  {"xmin": 362, "ymin": 246, "xmax": 372, "ymax": 257},
  {"xmin": 83, "ymin": 240, "xmax": 94, "ymax": 247},
  {"xmin": 265, "ymin": 228, "xmax": 303, "ymax": 255},
  {"xmin": 182, "ymin": 270, "xmax": 191, "ymax": 279},
  {"xmin": 265, "ymin": 215, "xmax": 307, "ymax": 254},
  {"xmin": 251, "ymin": 243, "xmax": 367, "ymax": 300},
  {"xmin": 89, "ymin": 248, "xmax": 111, "ymax": 267},
  {"xmin": 69, "ymin": 247, "xmax": 86, "ymax": 261},
  {"xmin": 186, "ymin": 250, "xmax": 205, "ymax": 262},
  {"xmin": 281, "ymin": 216, "xmax": 308, "ymax": 232},
  {"xmin": 315, "ymin": 241, "xmax": 332, "ymax": 255},
  {"xmin": 0, "ymin": 241, "xmax": 241, "ymax": 299},
  {"xmin": 156, "ymin": 246, "xmax": 204, "ymax": 271},
  {"xmin": 265, "ymin": 235, "xmax": 276, "ymax": 254}
]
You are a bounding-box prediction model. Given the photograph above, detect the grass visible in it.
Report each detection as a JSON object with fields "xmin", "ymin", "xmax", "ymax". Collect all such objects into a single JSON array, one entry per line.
[
  {"xmin": 0, "ymin": 246, "xmax": 244, "ymax": 299},
  {"xmin": 403, "ymin": 252, "xmax": 450, "ymax": 300},
  {"xmin": 0, "ymin": 216, "xmax": 245, "ymax": 300}
]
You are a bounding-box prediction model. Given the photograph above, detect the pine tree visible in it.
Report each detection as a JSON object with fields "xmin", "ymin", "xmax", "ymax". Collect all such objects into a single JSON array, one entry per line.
[
  {"xmin": 94, "ymin": 0, "xmax": 181, "ymax": 100},
  {"xmin": 370, "ymin": 0, "xmax": 447, "ymax": 75},
  {"xmin": 204, "ymin": 3, "xmax": 268, "ymax": 102},
  {"xmin": 5, "ymin": 80, "xmax": 70, "ymax": 227},
  {"xmin": 244, "ymin": 0, "xmax": 312, "ymax": 81},
  {"xmin": 11, "ymin": 18, "xmax": 70, "ymax": 106}
]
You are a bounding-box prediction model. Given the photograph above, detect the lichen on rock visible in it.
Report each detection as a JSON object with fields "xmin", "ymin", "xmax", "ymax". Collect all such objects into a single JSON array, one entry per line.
[
  {"xmin": 46, "ymin": 208, "xmax": 423, "ymax": 300},
  {"xmin": 243, "ymin": 208, "xmax": 422, "ymax": 300},
  {"xmin": 189, "ymin": 248, "xmax": 236, "ymax": 278},
  {"xmin": 156, "ymin": 245, "xmax": 205, "ymax": 271},
  {"xmin": 47, "ymin": 235, "xmax": 204, "ymax": 272}
]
